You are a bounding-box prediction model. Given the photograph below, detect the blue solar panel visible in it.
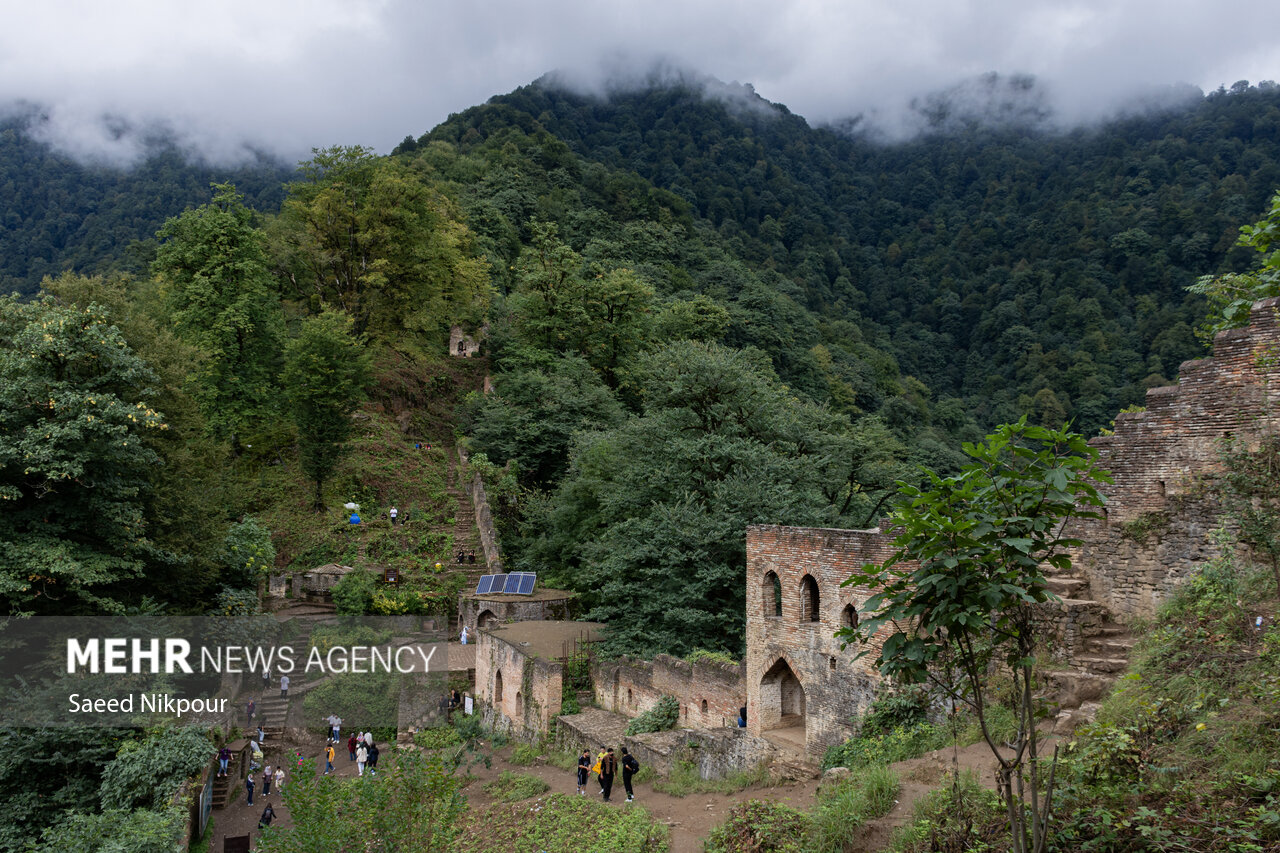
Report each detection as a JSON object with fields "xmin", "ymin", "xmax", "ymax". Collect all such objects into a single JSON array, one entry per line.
[
  {"xmin": 517, "ymin": 573, "xmax": 537, "ymax": 595},
  {"xmin": 476, "ymin": 574, "xmax": 505, "ymax": 595},
  {"xmin": 502, "ymin": 573, "xmax": 523, "ymax": 594}
]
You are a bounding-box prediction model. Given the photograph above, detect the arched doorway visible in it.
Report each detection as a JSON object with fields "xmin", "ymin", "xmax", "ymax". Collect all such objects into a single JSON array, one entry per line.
[
  {"xmin": 477, "ymin": 609, "xmax": 497, "ymax": 629},
  {"xmin": 758, "ymin": 657, "xmax": 806, "ymax": 735}
]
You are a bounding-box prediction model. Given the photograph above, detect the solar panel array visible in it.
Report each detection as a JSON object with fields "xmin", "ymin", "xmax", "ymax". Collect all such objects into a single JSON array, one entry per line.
[
  {"xmin": 474, "ymin": 574, "xmax": 506, "ymax": 595},
  {"xmin": 474, "ymin": 572, "xmax": 537, "ymax": 595}
]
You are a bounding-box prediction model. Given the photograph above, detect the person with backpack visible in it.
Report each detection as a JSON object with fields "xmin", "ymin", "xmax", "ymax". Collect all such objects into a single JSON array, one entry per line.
[
  {"xmin": 599, "ymin": 747, "xmax": 618, "ymax": 802},
  {"xmin": 576, "ymin": 749, "xmax": 590, "ymax": 795},
  {"xmin": 258, "ymin": 803, "xmax": 275, "ymax": 829},
  {"xmin": 621, "ymin": 747, "xmax": 640, "ymax": 802}
]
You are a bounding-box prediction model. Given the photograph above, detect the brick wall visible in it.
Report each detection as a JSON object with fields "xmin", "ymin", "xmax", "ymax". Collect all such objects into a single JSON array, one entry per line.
[
  {"xmin": 745, "ymin": 525, "xmax": 904, "ymax": 758},
  {"xmin": 474, "ymin": 632, "xmax": 563, "ymax": 740},
  {"xmin": 458, "ymin": 595, "xmax": 572, "ymax": 632},
  {"xmin": 593, "ymin": 655, "xmax": 746, "ymax": 730},
  {"xmin": 1071, "ymin": 297, "xmax": 1280, "ymax": 620}
]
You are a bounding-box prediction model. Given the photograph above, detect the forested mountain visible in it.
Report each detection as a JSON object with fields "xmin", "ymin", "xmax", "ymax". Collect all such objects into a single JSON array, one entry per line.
[
  {"xmin": 417, "ymin": 74, "xmax": 1280, "ymax": 433},
  {"xmin": 0, "ymin": 107, "xmax": 291, "ymax": 295}
]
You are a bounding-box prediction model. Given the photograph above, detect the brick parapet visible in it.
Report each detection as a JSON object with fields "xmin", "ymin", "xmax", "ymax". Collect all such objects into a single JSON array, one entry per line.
[{"xmin": 592, "ymin": 654, "xmax": 746, "ymax": 731}]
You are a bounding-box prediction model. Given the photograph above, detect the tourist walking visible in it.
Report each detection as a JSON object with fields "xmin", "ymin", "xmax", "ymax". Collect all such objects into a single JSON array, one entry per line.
[
  {"xmin": 356, "ymin": 743, "xmax": 368, "ymax": 776},
  {"xmin": 367, "ymin": 742, "xmax": 379, "ymax": 776},
  {"xmin": 258, "ymin": 804, "xmax": 275, "ymax": 829},
  {"xmin": 274, "ymin": 766, "xmax": 285, "ymax": 792},
  {"xmin": 621, "ymin": 747, "xmax": 640, "ymax": 802},
  {"xmin": 600, "ymin": 748, "xmax": 617, "ymax": 802},
  {"xmin": 576, "ymin": 749, "xmax": 590, "ymax": 795},
  {"xmin": 324, "ymin": 742, "xmax": 335, "ymax": 775},
  {"xmin": 217, "ymin": 745, "xmax": 231, "ymax": 777},
  {"xmin": 245, "ymin": 774, "xmax": 255, "ymax": 806},
  {"xmin": 348, "ymin": 733, "xmax": 357, "ymax": 761},
  {"xmin": 262, "ymin": 764, "xmax": 273, "ymax": 796},
  {"xmin": 279, "ymin": 674, "xmax": 290, "ymax": 699},
  {"xmin": 246, "ymin": 698, "xmax": 256, "ymax": 726}
]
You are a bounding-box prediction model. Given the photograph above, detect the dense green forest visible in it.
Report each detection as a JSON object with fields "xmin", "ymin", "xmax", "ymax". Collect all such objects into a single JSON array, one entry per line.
[
  {"xmin": 0, "ymin": 107, "xmax": 291, "ymax": 295},
  {"xmin": 2, "ymin": 71, "xmax": 1280, "ymax": 851}
]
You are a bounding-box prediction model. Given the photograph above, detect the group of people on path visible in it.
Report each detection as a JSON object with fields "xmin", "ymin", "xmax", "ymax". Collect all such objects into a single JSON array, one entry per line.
[
  {"xmin": 576, "ymin": 746, "xmax": 640, "ymax": 803},
  {"xmin": 322, "ymin": 723, "xmax": 380, "ymax": 778}
]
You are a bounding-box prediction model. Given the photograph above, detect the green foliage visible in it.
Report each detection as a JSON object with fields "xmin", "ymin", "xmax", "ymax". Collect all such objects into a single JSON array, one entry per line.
[
  {"xmin": 33, "ymin": 806, "xmax": 184, "ymax": 853},
  {"xmin": 1188, "ymin": 189, "xmax": 1280, "ymax": 343},
  {"xmin": 275, "ymin": 145, "xmax": 490, "ymax": 340},
  {"xmin": 221, "ymin": 516, "xmax": 276, "ymax": 586},
  {"xmin": 625, "ymin": 695, "xmax": 680, "ymax": 736},
  {"xmin": 705, "ymin": 800, "xmax": 812, "ymax": 853},
  {"xmin": 1119, "ymin": 510, "xmax": 1171, "ymax": 544},
  {"xmin": 452, "ymin": 791, "xmax": 669, "ymax": 852},
  {"xmin": 483, "ymin": 770, "xmax": 550, "ymax": 801},
  {"xmin": 823, "ymin": 721, "xmax": 949, "ymax": 771},
  {"xmin": 845, "ymin": 418, "xmax": 1110, "ymax": 853},
  {"xmin": 890, "ymin": 772, "xmax": 1007, "ymax": 853},
  {"xmin": 809, "ymin": 764, "xmax": 900, "ymax": 853},
  {"xmin": 152, "ymin": 182, "xmax": 283, "ymax": 445},
  {"xmin": 329, "ymin": 569, "xmax": 376, "ymax": 618},
  {"xmin": 684, "ymin": 648, "xmax": 739, "ymax": 667},
  {"xmin": 256, "ymin": 751, "xmax": 465, "ymax": 853},
  {"xmin": 0, "ymin": 295, "xmax": 169, "ymax": 614},
  {"xmin": 509, "ymin": 743, "xmax": 541, "ymax": 766},
  {"xmin": 414, "ymin": 726, "xmax": 462, "ymax": 751},
  {"xmin": 281, "ymin": 309, "xmax": 373, "ymax": 509},
  {"xmin": 1218, "ymin": 435, "xmax": 1280, "ymax": 598},
  {"xmin": 301, "ymin": 671, "xmax": 399, "ymax": 744},
  {"xmin": 98, "ymin": 725, "xmax": 212, "ymax": 811}
]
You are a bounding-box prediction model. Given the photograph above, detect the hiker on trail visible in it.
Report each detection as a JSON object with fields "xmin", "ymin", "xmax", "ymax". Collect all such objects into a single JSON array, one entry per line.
[
  {"xmin": 576, "ymin": 749, "xmax": 590, "ymax": 795},
  {"xmin": 621, "ymin": 747, "xmax": 640, "ymax": 802},
  {"xmin": 258, "ymin": 804, "xmax": 275, "ymax": 829},
  {"xmin": 245, "ymin": 774, "xmax": 255, "ymax": 806},
  {"xmin": 367, "ymin": 742, "xmax": 379, "ymax": 776},
  {"xmin": 218, "ymin": 745, "xmax": 231, "ymax": 777},
  {"xmin": 274, "ymin": 767, "xmax": 285, "ymax": 792},
  {"xmin": 324, "ymin": 742, "xmax": 335, "ymax": 775},
  {"xmin": 262, "ymin": 667, "xmax": 270, "ymax": 690},
  {"xmin": 246, "ymin": 698, "xmax": 256, "ymax": 725},
  {"xmin": 279, "ymin": 674, "xmax": 290, "ymax": 699},
  {"xmin": 600, "ymin": 748, "xmax": 618, "ymax": 802},
  {"xmin": 389, "ymin": 506, "xmax": 398, "ymax": 526}
]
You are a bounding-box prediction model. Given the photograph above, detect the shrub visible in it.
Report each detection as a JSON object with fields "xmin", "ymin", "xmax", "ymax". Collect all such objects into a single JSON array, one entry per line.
[
  {"xmin": 414, "ymin": 727, "xmax": 462, "ymax": 750},
  {"xmin": 483, "ymin": 771, "xmax": 549, "ymax": 802},
  {"xmin": 809, "ymin": 764, "xmax": 899, "ymax": 853},
  {"xmin": 331, "ymin": 569, "xmax": 376, "ymax": 617},
  {"xmin": 510, "ymin": 743, "xmax": 540, "ymax": 766},
  {"xmin": 685, "ymin": 649, "xmax": 738, "ymax": 667},
  {"xmin": 822, "ymin": 720, "xmax": 949, "ymax": 771},
  {"xmin": 705, "ymin": 801, "xmax": 811, "ymax": 853},
  {"xmin": 625, "ymin": 695, "xmax": 679, "ymax": 736}
]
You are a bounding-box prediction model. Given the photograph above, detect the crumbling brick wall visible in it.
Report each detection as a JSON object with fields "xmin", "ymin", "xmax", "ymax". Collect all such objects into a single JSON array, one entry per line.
[
  {"xmin": 475, "ymin": 632, "xmax": 563, "ymax": 739},
  {"xmin": 1071, "ymin": 297, "xmax": 1280, "ymax": 621},
  {"xmin": 592, "ymin": 655, "xmax": 746, "ymax": 730}
]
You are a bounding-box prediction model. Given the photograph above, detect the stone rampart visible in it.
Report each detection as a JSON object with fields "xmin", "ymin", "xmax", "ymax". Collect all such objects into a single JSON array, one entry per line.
[
  {"xmin": 592, "ymin": 654, "xmax": 746, "ymax": 731},
  {"xmin": 1072, "ymin": 297, "xmax": 1280, "ymax": 620}
]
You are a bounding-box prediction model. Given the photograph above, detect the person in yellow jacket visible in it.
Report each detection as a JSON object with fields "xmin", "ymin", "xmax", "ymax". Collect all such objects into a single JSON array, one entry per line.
[
  {"xmin": 324, "ymin": 741, "xmax": 336, "ymax": 775},
  {"xmin": 592, "ymin": 748, "xmax": 606, "ymax": 795}
]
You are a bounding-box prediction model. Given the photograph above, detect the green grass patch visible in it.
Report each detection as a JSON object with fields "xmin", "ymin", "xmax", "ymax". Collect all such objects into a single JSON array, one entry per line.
[
  {"xmin": 482, "ymin": 771, "xmax": 550, "ymax": 802},
  {"xmin": 652, "ymin": 760, "xmax": 773, "ymax": 797},
  {"xmin": 889, "ymin": 772, "xmax": 1006, "ymax": 853},
  {"xmin": 414, "ymin": 726, "xmax": 462, "ymax": 750},
  {"xmin": 509, "ymin": 743, "xmax": 540, "ymax": 766},
  {"xmin": 454, "ymin": 792, "xmax": 669, "ymax": 852},
  {"xmin": 808, "ymin": 764, "xmax": 899, "ymax": 853}
]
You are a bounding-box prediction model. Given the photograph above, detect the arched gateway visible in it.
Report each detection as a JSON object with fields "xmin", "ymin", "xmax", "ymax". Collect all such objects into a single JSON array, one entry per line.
[{"xmin": 758, "ymin": 656, "xmax": 805, "ymax": 735}]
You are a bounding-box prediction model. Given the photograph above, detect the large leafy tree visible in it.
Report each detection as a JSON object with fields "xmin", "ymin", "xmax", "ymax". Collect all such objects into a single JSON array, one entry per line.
[
  {"xmin": 281, "ymin": 310, "xmax": 373, "ymax": 510},
  {"xmin": 275, "ymin": 145, "xmax": 491, "ymax": 341},
  {"xmin": 842, "ymin": 419, "xmax": 1109, "ymax": 853},
  {"xmin": 152, "ymin": 183, "xmax": 283, "ymax": 450},
  {"xmin": 533, "ymin": 340, "xmax": 888, "ymax": 656},
  {"xmin": 0, "ymin": 296, "xmax": 168, "ymax": 614}
]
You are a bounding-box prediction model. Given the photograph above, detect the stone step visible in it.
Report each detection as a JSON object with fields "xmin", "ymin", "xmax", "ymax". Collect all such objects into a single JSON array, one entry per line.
[
  {"xmin": 1046, "ymin": 577, "xmax": 1090, "ymax": 597},
  {"xmin": 1084, "ymin": 636, "xmax": 1136, "ymax": 656},
  {"xmin": 1041, "ymin": 668, "xmax": 1117, "ymax": 708},
  {"xmin": 1074, "ymin": 655, "xmax": 1130, "ymax": 674},
  {"xmin": 769, "ymin": 757, "xmax": 820, "ymax": 781}
]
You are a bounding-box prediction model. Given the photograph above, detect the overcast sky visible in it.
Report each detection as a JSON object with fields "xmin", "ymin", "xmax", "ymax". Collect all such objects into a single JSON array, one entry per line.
[{"xmin": 3, "ymin": 0, "xmax": 1279, "ymax": 164}]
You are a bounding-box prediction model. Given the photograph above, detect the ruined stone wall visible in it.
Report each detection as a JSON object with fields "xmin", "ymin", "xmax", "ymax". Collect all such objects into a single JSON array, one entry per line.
[
  {"xmin": 475, "ymin": 632, "xmax": 563, "ymax": 739},
  {"xmin": 458, "ymin": 596, "xmax": 572, "ymax": 632},
  {"xmin": 1071, "ymin": 297, "xmax": 1280, "ymax": 621},
  {"xmin": 745, "ymin": 525, "xmax": 902, "ymax": 758},
  {"xmin": 592, "ymin": 655, "xmax": 746, "ymax": 730}
]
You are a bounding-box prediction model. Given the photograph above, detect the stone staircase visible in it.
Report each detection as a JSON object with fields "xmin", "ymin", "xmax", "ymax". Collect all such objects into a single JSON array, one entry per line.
[{"xmin": 1038, "ymin": 566, "xmax": 1137, "ymax": 733}]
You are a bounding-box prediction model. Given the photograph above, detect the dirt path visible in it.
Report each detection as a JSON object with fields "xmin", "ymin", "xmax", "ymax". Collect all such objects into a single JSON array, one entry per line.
[{"xmin": 208, "ymin": 732, "xmax": 1016, "ymax": 852}]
